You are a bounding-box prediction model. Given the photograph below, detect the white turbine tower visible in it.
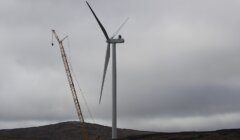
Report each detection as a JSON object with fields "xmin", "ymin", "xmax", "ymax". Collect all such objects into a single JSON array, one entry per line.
[{"xmin": 86, "ymin": 1, "xmax": 128, "ymax": 139}]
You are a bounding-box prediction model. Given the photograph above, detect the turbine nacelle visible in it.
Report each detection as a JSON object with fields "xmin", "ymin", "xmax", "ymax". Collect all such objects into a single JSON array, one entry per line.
[{"xmin": 107, "ymin": 37, "xmax": 124, "ymax": 44}]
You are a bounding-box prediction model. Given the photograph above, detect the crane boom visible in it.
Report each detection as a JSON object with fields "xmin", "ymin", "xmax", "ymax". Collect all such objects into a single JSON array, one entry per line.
[{"xmin": 51, "ymin": 30, "xmax": 88, "ymax": 140}]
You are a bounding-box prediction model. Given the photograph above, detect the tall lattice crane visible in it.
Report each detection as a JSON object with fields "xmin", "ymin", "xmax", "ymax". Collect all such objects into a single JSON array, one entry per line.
[{"xmin": 51, "ymin": 30, "xmax": 88, "ymax": 140}]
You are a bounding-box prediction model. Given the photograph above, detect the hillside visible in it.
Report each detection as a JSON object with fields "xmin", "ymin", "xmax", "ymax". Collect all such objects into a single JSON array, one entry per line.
[
  {"xmin": 1, "ymin": 121, "xmax": 240, "ymax": 140},
  {"xmin": 0, "ymin": 121, "xmax": 150, "ymax": 140},
  {"xmin": 119, "ymin": 129, "xmax": 240, "ymax": 140}
]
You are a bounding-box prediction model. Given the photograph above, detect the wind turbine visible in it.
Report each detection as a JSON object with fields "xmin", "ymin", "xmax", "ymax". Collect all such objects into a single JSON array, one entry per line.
[{"xmin": 86, "ymin": 1, "xmax": 128, "ymax": 139}]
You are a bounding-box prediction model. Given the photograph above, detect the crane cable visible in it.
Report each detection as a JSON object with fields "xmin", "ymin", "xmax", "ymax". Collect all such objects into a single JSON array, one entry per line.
[
  {"xmin": 65, "ymin": 37, "xmax": 96, "ymax": 124},
  {"xmin": 66, "ymin": 39, "xmax": 102, "ymax": 139}
]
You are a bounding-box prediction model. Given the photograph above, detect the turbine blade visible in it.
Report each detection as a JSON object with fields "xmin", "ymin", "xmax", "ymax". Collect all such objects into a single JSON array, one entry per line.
[
  {"xmin": 99, "ymin": 43, "xmax": 110, "ymax": 103},
  {"xmin": 86, "ymin": 1, "xmax": 109, "ymax": 40},
  {"xmin": 111, "ymin": 17, "xmax": 129, "ymax": 39}
]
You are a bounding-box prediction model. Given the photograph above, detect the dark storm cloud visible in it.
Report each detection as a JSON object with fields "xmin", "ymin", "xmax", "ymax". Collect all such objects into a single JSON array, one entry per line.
[{"xmin": 1, "ymin": 0, "xmax": 240, "ymax": 131}]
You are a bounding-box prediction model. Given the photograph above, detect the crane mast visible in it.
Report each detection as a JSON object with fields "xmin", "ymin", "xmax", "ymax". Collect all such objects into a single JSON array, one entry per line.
[{"xmin": 51, "ymin": 30, "xmax": 88, "ymax": 140}]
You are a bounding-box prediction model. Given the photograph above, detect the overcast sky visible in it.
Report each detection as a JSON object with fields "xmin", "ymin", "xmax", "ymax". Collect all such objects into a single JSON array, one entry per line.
[{"xmin": 1, "ymin": 0, "xmax": 240, "ymax": 132}]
